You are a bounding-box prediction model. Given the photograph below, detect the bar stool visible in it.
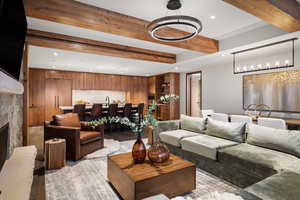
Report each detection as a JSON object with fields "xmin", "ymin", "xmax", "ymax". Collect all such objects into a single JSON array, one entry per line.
[
  {"xmin": 118, "ymin": 103, "xmax": 132, "ymax": 130},
  {"xmin": 107, "ymin": 104, "xmax": 118, "ymax": 132},
  {"xmin": 137, "ymin": 103, "xmax": 144, "ymax": 123},
  {"xmin": 87, "ymin": 104, "xmax": 103, "ymax": 121},
  {"xmin": 117, "ymin": 103, "xmax": 131, "ymax": 117},
  {"xmin": 73, "ymin": 104, "xmax": 86, "ymax": 121}
]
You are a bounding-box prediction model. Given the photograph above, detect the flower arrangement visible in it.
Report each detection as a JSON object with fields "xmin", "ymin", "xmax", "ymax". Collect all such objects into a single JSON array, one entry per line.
[
  {"xmin": 87, "ymin": 100, "xmax": 158, "ymax": 136},
  {"xmin": 160, "ymin": 94, "xmax": 179, "ymax": 104},
  {"xmin": 87, "ymin": 94, "xmax": 179, "ymax": 136}
]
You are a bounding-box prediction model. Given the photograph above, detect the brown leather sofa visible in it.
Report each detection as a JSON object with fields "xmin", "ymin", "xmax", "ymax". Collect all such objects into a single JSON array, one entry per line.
[{"xmin": 44, "ymin": 113, "xmax": 104, "ymax": 161}]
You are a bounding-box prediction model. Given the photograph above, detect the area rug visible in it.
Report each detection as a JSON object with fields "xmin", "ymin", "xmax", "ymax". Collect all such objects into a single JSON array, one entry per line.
[{"xmin": 45, "ymin": 139, "xmax": 239, "ymax": 200}]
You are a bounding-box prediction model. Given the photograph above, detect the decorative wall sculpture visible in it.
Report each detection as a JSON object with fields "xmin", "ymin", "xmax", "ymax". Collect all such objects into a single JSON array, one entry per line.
[{"xmin": 243, "ymin": 70, "xmax": 300, "ymax": 112}]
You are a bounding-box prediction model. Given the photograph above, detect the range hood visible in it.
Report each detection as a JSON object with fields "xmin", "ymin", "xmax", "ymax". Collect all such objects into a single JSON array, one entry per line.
[{"xmin": 0, "ymin": 70, "xmax": 24, "ymax": 94}]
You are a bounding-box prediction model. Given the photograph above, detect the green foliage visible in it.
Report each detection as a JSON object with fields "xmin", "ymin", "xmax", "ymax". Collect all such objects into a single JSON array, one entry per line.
[
  {"xmin": 160, "ymin": 94, "xmax": 179, "ymax": 104},
  {"xmin": 87, "ymin": 102, "xmax": 157, "ymax": 136},
  {"xmin": 87, "ymin": 94, "xmax": 178, "ymax": 136}
]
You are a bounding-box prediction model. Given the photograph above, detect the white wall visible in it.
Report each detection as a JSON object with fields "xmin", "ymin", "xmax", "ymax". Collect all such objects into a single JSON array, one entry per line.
[{"xmin": 180, "ymin": 50, "xmax": 300, "ymax": 118}]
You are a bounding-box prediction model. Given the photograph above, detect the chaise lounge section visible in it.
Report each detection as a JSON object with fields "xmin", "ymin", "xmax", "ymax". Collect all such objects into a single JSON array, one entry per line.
[{"xmin": 153, "ymin": 115, "xmax": 300, "ymax": 200}]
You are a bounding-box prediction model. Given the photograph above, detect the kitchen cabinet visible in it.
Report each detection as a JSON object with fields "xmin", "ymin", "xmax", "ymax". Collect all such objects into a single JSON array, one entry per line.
[
  {"xmin": 29, "ymin": 69, "xmax": 45, "ymax": 126},
  {"xmin": 28, "ymin": 68, "xmax": 149, "ymax": 126},
  {"xmin": 147, "ymin": 73, "xmax": 180, "ymax": 120},
  {"xmin": 45, "ymin": 79, "xmax": 72, "ymax": 121}
]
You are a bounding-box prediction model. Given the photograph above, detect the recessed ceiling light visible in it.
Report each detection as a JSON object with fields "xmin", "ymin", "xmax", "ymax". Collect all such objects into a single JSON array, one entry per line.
[
  {"xmin": 210, "ymin": 15, "xmax": 216, "ymax": 20},
  {"xmin": 53, "ymin": 52, "xmax": 58, "ymax": 56},
  {"xmin": 221, "ymin": 54, "xmax": 226, "ymax": 57},
  {"xmin": 174, "ymin": 66, "xmax": 179, "ymax": 70},
  {"xmin": 52, "ymin": 66, "xmax": 56, "ymax": 69}
]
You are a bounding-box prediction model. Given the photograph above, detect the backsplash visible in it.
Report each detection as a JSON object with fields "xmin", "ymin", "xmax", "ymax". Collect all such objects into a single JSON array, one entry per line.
[
  {"xmin": 72, "ymin": 90, "xmax": 126, "ymax": 105},
  {"xmin": 0, "ymin": 94, "xmax": 23, "ymax": 155}
]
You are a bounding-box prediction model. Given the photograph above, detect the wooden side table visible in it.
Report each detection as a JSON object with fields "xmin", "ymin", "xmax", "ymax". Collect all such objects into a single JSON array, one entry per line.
[
  {"xmin": 108, "ymin": 153, "xmax": 195, "ymax": 200},
  {"xmin": 45, "ymin": 138, "xmax": 66, "ymax": 170}
]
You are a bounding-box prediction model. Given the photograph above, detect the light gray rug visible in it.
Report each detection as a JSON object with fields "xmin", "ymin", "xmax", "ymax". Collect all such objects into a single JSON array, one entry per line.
[{"xmin": 45, "ymin": 139, "xmax": 239, "ymax": 200}]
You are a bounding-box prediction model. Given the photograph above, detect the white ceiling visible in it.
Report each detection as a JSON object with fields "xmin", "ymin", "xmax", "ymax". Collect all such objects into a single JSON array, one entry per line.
[
  {"xmin": 28, "ymin": 0, "xmax": 294, "ymax": 76},
  {"xmin": 75, "ymin": 0, "xmax": 264, "ymax": 39},
  {"xmin": 28, "ymin": 46, "xmax": 174, "ymax": 76}
]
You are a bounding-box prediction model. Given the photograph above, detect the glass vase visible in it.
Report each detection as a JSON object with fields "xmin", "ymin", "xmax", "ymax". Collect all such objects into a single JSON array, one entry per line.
[
  {"xmin": 132, "ymin": 134, "xmax": 146, "ymax": 163},
  {"xmin": 148, "ymin": 139, "xmax": 170, "ymax": 163}
]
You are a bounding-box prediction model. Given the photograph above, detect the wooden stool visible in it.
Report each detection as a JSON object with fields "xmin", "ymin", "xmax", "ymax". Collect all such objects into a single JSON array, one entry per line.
[{"xmin": 45, "ymin": 138, "xmax": 66, "ymax": 170}]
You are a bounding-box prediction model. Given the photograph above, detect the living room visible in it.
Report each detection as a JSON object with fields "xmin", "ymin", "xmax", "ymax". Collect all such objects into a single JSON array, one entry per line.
[{"xmin": 1, "ymin": 0, "xmax": 300, "ymax": 200}]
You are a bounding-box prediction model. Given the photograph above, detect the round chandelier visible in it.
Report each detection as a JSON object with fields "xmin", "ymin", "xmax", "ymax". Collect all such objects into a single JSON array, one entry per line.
[{"xmin": 147, "ymin": 0, "xmax": 203, "ymax": 42}]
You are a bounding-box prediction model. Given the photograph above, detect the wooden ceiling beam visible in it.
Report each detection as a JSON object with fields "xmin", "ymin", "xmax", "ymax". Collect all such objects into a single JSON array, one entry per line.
[
  {"xmin": 26, "ymin": 29, "xmax": 176, "ymax": 64},
  {"xmin": 24, "ymin": 0, "xmax": 219, "ymax": 54},
  {"xmin": 223, "ymin": 0, "xmax": 300, "ymax": 32}
]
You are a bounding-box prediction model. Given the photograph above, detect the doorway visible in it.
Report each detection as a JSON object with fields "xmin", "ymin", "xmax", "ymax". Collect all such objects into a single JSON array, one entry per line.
[{"xmin": 186, "ymin": 71, "xmax": 202, "ymax": 117}]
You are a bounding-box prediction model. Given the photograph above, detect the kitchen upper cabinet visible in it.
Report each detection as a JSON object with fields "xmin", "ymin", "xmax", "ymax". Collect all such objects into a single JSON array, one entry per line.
[
  {"xmin": 71, "ymin": 72, "xmax": 86, "ymax": 90},
  {"xmin": 120, "ymin": 75, "xmax": 129, "ymax": 91},
  {"xmin": 111, "ymin": 75, "xmax": 121, "ymax": 91},
  {"xmin": 85, "ymin": 73, "xmax": 97, "ymax": 90},
  {"xmin": 148, "ymin": 76, "xmax": 156, "ymax": 96}
]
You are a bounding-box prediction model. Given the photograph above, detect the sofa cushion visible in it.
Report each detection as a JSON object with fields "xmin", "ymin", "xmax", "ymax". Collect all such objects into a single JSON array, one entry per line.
[
  {"xmin": 80, "ymin": 131, "xmax": 102, "ymax": 144},
  {"xmin": 159, "ymin": 130, "xmax": 199, "ymax": 147},
  {"xmin": 219, "ymin": 143, "xmax": 298, "ymax": 173},
  {"xmin": 206, "ymin": 118, "xmax": 245, "ymax": 142},
  {"xmin": 282, "ymin": 159, "xmax": 300, "ymax": 174},
  {"xmin": 53, "ymin": 113, "xmax": 81, "ymax": 127},
  {"xmin": 180, "ymin": 114, "xmax": 206, "ymax": 133},
  {"xmin": 245, "ymin": 171, "xmax": 300, "ymax": 200},
  {"xmin": 180, "ymin": 135, "xmax": 238, "ymax": 160},
  {"xmin": 246, "ymin": 123, "xmax": 300, "ymax": 158}
]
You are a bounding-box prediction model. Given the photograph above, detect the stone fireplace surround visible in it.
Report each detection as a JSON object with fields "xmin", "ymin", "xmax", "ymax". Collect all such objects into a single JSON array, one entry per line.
[{"xmin": 0, "ymin": 94, "xmax": 23, "ymax": 156}]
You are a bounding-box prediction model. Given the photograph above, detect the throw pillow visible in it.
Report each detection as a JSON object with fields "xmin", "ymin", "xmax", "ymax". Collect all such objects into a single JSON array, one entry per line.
[
  {"xmin": 206, "ymin": 118, "xmax": 245, "ymax": 142},
  {"xmin": 180, "ymin": 114, "xmax": 206, "ymax": 133},
  {"xmin": 53, "ymin": 113, "xmax": 81, "ymax": 127},
  {"xmin": 246, "ymin": 123, "xmax": 300, "ymax": 158}
]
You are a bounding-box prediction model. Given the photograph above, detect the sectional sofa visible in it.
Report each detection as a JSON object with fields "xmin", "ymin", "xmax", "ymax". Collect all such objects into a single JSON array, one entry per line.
[{"xmin": 153, "ymin": 115, "xmax": 300, "ymax": 200}]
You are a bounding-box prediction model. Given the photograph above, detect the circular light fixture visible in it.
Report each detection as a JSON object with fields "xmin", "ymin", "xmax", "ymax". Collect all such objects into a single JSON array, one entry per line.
[{"xmin": 147, "ymin": 0, "xmax": 202, "ymax": 42}]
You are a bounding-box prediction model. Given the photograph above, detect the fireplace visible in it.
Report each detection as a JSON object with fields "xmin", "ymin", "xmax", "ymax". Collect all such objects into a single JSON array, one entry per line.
[{"xmin": 0, "ymin": 123, "xmax": 9, "ymax": 171}]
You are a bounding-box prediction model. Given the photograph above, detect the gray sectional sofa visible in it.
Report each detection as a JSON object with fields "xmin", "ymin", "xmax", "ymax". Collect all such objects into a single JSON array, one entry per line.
[{"xmin": 153, "ymin": 115, "xmax": 300, "ymax": 200}]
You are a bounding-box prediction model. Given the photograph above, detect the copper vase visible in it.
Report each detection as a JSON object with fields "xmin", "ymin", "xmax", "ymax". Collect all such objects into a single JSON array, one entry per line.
[
  {"xmin": 148, "ymin": 139, "xmax": 170, "ymax": 163},
  {"xmin": 132, "ymin": 134, "xmax": 146, "ymax": 163}
]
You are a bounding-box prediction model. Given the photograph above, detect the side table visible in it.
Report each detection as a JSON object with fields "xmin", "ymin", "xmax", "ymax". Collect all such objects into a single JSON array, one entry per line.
[{"xmin": 45, "ymin": 138, "xmax": 66, "ymax": 170}]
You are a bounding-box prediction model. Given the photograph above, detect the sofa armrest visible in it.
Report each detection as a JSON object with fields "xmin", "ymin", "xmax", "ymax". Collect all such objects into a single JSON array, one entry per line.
[{"xmin": 153, "ymin": 120, "xmax": 180, "ymax": 142}]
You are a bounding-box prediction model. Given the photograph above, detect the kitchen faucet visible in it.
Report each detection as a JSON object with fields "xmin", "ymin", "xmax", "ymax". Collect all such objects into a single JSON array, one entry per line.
[{"xmin": 105, "ymin": 96, "xmax": 110, "ymax": 106}]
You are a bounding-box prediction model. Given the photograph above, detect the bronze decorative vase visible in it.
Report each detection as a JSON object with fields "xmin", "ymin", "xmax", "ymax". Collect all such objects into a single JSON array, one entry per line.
[
  {"xmin": 132, "ymin": 134, "xmax": 146, "ymax": 163},
  {"xmin": 148, "ymin": 139, "xmax": 170, "ymax": 163}
]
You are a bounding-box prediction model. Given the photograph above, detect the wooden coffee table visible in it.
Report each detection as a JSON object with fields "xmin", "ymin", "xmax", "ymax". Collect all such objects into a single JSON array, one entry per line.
[{"xmin": 108, "ymin": 152, "xmax": 196, "ymax": 200}]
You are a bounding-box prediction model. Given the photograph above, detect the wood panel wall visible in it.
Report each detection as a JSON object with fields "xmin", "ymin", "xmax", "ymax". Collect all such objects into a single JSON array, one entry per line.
[{"xmin": 29, "ymin": 68, "xmax": 148, "ymax": 126}]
